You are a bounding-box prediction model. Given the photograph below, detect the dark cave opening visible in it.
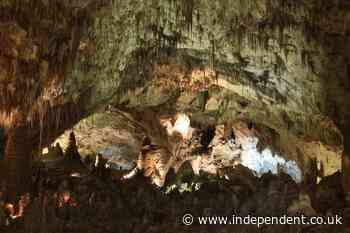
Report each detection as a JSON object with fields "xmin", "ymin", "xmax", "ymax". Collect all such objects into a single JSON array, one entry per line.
[{"xmin": 199, "ymin": 125, "xmax": 215, "ymax": 150}]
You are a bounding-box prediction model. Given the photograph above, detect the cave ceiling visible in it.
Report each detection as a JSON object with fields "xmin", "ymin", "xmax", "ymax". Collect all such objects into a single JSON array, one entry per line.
[{"xmin": 0, "ymin": 0, "xmax": 350, "ymax": 181}]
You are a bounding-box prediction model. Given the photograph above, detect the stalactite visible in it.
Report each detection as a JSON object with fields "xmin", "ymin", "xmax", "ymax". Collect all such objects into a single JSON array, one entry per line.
[
  {"xmin": 55, "ymin": 107, "xmax": 61, "ymax": 131},
  {"xmin": 210, "ymin": 36, "xmax": 216, "ymax": 71},
  {"xmin": 39, "ymin": 119, "xmax": 43, "ymax": 156},
  {"xmin": 301, "ymin": 50, "xmax": 306, "ymax": 67},
  {"xmin": 318, "ymin": 161, "xmax": 325, "ymax": 179},
  {"xmin": 0, "ymin": 126, "xmax": 5, "ymax": 160},
  {"xmin": 180, "ymin": 0, "xmax": 194, "ymax": 33}
]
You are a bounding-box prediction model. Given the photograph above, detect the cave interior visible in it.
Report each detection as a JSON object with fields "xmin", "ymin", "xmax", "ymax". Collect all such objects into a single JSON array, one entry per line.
[{"xmin": 0, "ymin": 0, "xmax": 350, "ymax": 232}]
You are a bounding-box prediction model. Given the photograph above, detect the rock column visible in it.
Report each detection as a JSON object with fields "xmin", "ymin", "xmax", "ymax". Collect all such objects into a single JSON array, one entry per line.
[{"xmin": 4, "ymin": 125, "xmax": 32, "ymax": 200}]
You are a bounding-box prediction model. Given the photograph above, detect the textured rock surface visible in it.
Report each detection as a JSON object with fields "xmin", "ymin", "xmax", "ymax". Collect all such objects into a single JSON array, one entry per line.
[
  {"xmin": 1, "ymin": 166, "xmax": 349, "ymax": 233},
  {"xmin": 0, "ymin": 0, "xmax": 350, "ymax": 195},
  {"xmin": 76, "ymin": 0, "xmax": 349, "ymax": 179}
]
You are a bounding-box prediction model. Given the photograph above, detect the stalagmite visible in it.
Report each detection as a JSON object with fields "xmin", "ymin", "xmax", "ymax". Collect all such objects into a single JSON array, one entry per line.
[
  {"xmin": 304, "ymin": 157, "xmax": 318, "ymax": 188},
  {"xmin": 64, "ymin": 131, "xmax": 82, "ymax": 162}
]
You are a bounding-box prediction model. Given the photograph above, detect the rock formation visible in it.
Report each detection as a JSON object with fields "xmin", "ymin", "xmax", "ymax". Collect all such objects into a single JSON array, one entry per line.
[
  {"xmin": 0, "ymin": 1, "xmax": 350, "ymax": 232},
  {"xmin": 64, "ymin": 132, "xmax": 81, "ymax": 162}
]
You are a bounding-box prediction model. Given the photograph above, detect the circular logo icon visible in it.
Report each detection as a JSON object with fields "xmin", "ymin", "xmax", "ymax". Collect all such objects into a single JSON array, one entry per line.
[{"xmin": 183, "ymin": 213, "xmax": 194, "ymax": 226}]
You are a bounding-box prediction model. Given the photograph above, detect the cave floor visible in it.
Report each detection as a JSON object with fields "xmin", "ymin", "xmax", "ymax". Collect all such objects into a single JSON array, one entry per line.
[{"xmin": 1, "ymin": 162, "xmax": 350, "ymax": 233}]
